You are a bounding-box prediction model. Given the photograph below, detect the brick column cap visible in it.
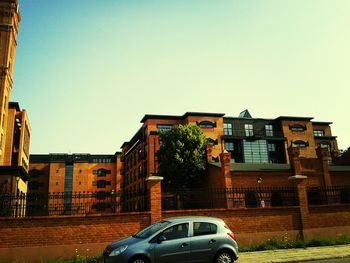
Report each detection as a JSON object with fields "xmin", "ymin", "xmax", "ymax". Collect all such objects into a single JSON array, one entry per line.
[
  {"xmin": 146, "ymin": 176, "xmax": 164, "ymax": 181},
  {"xmin": 288, "ymin": 175, "xmax": 308, "ymax": 181}
]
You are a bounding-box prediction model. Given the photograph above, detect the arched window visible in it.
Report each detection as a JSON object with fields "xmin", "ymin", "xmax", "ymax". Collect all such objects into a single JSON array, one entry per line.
[
  {"xmin": 271, "ymin": 192, "xmax": 283, "ymax": 207},
  {"xmin": 207, "ymin": 138, "xmax": 218, "ymax": 145},
  {"xmin": 197, "ymin": 121, "xmax": 216, "ymax": 128},
  {"xmin": 289, "ymin": 124, "xmax": 306, "ymax": 132},
  {"xmin": 292, "ymin": 140, "xmax": 308, "ymax": 148},
  {"xmin": 340, "ymin": 190, "xmax": 350, "ymax": 204},
  {"xmin": 307, "ymin": 189, "xmax": 322, "ymax": 205},
  {"xmin": 245, "ymin": 192, "xmax": 258, "ymax": 208}
]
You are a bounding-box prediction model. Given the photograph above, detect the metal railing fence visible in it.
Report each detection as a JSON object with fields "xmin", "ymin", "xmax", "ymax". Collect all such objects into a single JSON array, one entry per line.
[
  {"xmin": 162, "ymin": 187, "xmax": 298, "ymax": 210},
  {"xmin": 307, "ymin": 186, "xmax": 350, "ymax": 205}
]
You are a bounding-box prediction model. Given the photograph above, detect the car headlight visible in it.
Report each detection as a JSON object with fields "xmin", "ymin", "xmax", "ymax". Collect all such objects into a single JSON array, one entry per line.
[{"xmin": 109, "ymin": 245, "xmax": 128, "ymax": 256}]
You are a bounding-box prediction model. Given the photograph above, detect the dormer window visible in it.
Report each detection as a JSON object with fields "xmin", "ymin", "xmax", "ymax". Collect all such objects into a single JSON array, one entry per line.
[
  {"xmin": 292, "ymin": 140, "xmax": 308, "ymax": 148},
  {"xmin": 290, "ymin": 124, "xmax": 306, "ymax": 132},
  {"xmin": 265, "ymin": 125, "xmax": 273, "ymax": 137},
  {"xmin": 197, "ymin": 121, "xmax": 216, "ymax": 128},
  {"xmin": 245, "ymin": 124, "xmax": 254, "ymax": 136}
]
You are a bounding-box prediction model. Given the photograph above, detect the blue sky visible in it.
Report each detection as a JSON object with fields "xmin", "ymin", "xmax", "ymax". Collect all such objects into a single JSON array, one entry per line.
[{"xmin": 12, "ymin": 0, "xmax": 350, "ymax": 154}]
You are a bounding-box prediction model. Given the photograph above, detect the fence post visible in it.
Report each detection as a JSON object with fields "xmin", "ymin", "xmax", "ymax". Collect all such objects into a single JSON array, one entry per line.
[
  {"xmin": 219, "ymin": 150, "xmax": 233, "ymax": 208},
  {"xmin": 288, "ymin": 175, "xmax": 309, "ymax": 240},
  {"xmin": 316, "ymin": 147, "xmax": 332, "ymax": 187},
  {"xmin": 146, "ymin": 176, "xmax": 163, "ymax": 224}
]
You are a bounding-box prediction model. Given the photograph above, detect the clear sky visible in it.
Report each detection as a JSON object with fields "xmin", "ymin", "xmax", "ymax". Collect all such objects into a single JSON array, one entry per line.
[{"xmin": 12, "ymin": 0, "xmax": 350, "ymax": 154}]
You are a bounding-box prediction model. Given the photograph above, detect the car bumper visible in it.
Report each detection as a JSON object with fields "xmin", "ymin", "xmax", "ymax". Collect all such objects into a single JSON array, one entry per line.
[{"xmin": 103, "ymin": 253, "xmax": 129, "ymax": 263}]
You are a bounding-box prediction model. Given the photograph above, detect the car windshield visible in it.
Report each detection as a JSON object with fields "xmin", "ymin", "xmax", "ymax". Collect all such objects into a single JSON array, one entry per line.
[{"xmin": 133, "ymin": 220, "xmax": 171, "ymax": 239}]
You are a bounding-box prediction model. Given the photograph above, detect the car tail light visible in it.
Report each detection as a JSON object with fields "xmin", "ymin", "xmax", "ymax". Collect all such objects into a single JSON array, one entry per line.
[{"xmin": 227, "ymin": 232, "xmax": 236, "ymax": 241}]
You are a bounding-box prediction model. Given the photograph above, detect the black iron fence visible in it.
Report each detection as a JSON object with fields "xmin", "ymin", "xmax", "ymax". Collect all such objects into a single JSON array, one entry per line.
[
  {"xmin": 0, "ymin": 190, "xmax": 149, "ymax": 217},
  {"xmin": 307, "ymin": 186, "xmax": 350, "ymax": 205},
  {"xmin": 2, "ymin": 186, "xmax": 349, "ymax": 217},
  {"xmin": 162, "ymin": 187, "xmax": 299, "ymax": 210}
]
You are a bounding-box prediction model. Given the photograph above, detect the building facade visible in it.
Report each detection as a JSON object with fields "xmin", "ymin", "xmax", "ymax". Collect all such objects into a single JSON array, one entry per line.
[
  {"xmin": 0, "ymin": 0, "xmax": 20, "ymax": 164},
  {"xmin": 120, "ymin": 110, "xmax": 339, "ymax": 193},
  {"xmin": 0, "ymin": 0, "xmax": 31, "ymax": 214},
  {"xmin": 28, "ymin": 153, "xmax": 121, "ymax": 215}
]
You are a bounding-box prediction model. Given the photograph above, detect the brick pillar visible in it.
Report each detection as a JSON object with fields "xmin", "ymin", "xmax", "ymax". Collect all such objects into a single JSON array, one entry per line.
[
  {"xmin": 219, "ymin": 151, "xmax": 233, "ymax": 208},
  {"xmin": 316, "ymin": 147, "xmax": 332, "ymax": 187},
  {"xmin": 288, "ymin": 175, "xmax": 309, "ymax": 240},
  {"xmin": 146, "ymin": 176, "xmax": 163, "ymax": 224},
  {"xmin": 219, "ymin": 150, "xmax": 232, "ymax": 189},
  {"xmin": 206, "ymin": 144, "xmax": 213, "ymax": 162},
  {"xmin": 288, "ymin": 147, "xmax": 302, "ymax": 175}
]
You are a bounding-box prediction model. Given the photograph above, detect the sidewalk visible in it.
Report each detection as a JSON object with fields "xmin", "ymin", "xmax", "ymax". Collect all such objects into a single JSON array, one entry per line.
[{"xmin": 238, "ymin": 244, "xmax": 350, "ymax": 263}]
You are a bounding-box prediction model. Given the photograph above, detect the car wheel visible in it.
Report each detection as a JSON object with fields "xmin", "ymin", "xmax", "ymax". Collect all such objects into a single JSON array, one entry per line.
[
  {"xmin": 131, "ymin": 257, "xmax": 149, "ymax": 263},
  {"xmin": 216, "ymin": 251, "xmax": 234, "ymax": 263}
]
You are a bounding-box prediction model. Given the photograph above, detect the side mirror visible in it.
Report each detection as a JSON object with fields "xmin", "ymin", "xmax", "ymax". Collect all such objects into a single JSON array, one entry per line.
[{"xmin": 157, "ymin": 235, "xmax": 167, "ymax": 244}]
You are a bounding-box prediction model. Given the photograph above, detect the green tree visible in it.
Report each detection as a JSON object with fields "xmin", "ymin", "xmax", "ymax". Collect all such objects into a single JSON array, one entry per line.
[{"xmin": 157, "ymin": 124, "xmax": 207, "ymax": 188}]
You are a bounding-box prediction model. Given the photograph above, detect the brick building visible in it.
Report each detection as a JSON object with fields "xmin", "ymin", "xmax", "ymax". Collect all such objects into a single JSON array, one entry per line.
[
  {"xmin": 121, "ymin": 110, "xmax": 340, "ymax": 188},
  {"xmin": 0, "ymin": 0, "xmax": 31, "ymax": 206},
  {"xmin": 28, "ymin": 153, "xmax": 121, "ymax": 215},
  {"xmin": 118, "ymin": 110, "xmax": 349, "ymax": 211}
]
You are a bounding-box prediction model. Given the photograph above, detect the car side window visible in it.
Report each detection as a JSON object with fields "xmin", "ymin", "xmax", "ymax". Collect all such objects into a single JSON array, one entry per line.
[
  {"xmin": 161, "ymin": 223, "xmax": 189, "ymax": 241},
  {"xmin": 193, "ymin": 222, "xmax": 217, "ymax": 236}
]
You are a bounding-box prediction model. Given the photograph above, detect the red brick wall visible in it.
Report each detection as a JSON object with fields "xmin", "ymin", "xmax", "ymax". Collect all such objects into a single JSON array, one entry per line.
[
  {"xmin": 304, "ymin": 205, "xmax": 350, "ymax": 239},
  {"xmin": 0, "ymin": 213, "xmax": 150, "ymax": 262},
  {"xmin": 1, "ymin": 205, "xmax": 350, "ymax": 261},
  {"xmin": 163, "ymin": 208, "xmax": 302, "ymax": 245}
]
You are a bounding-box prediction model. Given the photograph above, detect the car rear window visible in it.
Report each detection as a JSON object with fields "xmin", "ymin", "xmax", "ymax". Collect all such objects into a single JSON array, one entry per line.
[{"xmin": 193, "ymin": 222, "xmax": 217, "ymax": 236}]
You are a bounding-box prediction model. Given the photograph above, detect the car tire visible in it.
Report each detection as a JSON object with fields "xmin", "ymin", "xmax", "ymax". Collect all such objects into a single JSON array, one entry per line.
[
  {"xmin": 215, "ymin": 250, "xmax": 234, "ymax": 263},
  {"xmin": 130, "ymin": 257, "xmax": 149, "ymax": 263}
]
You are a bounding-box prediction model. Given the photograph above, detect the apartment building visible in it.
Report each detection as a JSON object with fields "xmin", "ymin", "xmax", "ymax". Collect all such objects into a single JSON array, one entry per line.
[
  {"xmin": 28, "ymin": 153, "xmax": 121, "ymax": 215},
  {"xmin": 120, "ymin": 110, "xmax": 339, "ymax": 194}
]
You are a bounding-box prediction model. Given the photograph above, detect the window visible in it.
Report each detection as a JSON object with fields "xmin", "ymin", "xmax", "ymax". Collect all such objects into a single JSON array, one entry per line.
[
  {"xmin": 224, "ymin": 123, "xmax": 232, "ymax": 135},
  {"xmin": 198, "ymin": 121, "xmax": 216, "ymax": 128},
  {"xmin": 207, "ymin": 138, "xmax": 217, "ymax": 145},
  {"xmin": 96, "ymin": 180, "xmax": 111, "ymax": 188},
  {"xmin": 244, "ymin": 124, "xmax": 254, "ymax": 136},
  {"xmin": 93, "ymin": 169, "xmax": 111, "ymax": 177},
  {"xmin": 243, "ymin": 140, "xmax": 268, "ymax": 163},
  {"xmin": 292, "ymin": 140, "xmax": 308, "ymax": 148},
  {"xmin": 314, "ymin": 130, "xmax": 324, "ymax": 137},
  {"xmin": 224, "ymin": 142, "xmax": 234, "ymax": 151},
  {"xmin": 29, "ymin": 169, "xmax": 40, "ymax": 178},
  {"xmin": 265, "ymin": 125, "xmax": 273, "ymax": 137},
  {"xmin": 268, "ymin": 143, "xmax": 275, "ymax": 152},
  {"xmin": 157, "ymin": 124, "xmax": 173, "ymax": 132},
  {"xmin": 290, "ymin": 124, "xmax": 306, "ymax": 132},
  {"xmin": 136, "ymin": 221, "xmax": 171, "ymax": 239},
  {"xmin": 319, "ymin": 142, "xmax": 331, "ymax": 154},
  {"xmin": 162, "ymin": 223, "xmax": 189, "ymax": 240},
  {"xmin": 193, "ymin": 222, "xmax": 217, "ymax": 236}
]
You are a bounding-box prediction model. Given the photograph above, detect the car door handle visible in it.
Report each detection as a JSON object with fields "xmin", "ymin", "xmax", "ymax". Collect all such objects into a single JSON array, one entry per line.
[
  {"xmin": 209, "ymin": 239, "xmax": 216, "ymax": 244},
  {"xmin": 180, "ymin": 243, "xmax": 188, "ymax": 248}
]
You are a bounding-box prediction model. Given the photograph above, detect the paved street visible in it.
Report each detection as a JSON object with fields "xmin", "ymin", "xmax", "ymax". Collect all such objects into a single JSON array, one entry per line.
[{"xmin": 238, "ymin": 244, "xmax": 350, "ymax": 263}]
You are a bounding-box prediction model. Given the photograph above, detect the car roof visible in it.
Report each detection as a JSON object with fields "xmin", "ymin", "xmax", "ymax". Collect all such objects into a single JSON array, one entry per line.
[{"xmin": 163, "ymin": 216, "xmax": 224, "ymax": 224}]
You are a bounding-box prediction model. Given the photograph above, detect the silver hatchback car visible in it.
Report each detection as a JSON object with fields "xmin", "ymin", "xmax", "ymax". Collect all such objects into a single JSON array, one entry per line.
[{"xmin": 103, "ymin": 216, "xmax": 238, "ymax": 263}]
